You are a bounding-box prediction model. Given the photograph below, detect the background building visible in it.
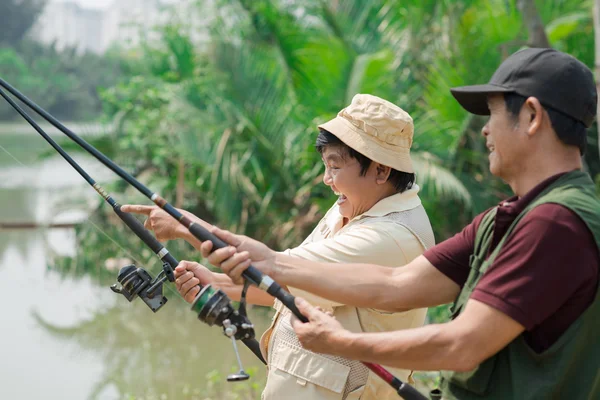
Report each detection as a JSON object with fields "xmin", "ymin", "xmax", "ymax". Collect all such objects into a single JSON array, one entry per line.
[{"xmin": 30, "ymin": 0, "xmax": 210, "ymax": 54}]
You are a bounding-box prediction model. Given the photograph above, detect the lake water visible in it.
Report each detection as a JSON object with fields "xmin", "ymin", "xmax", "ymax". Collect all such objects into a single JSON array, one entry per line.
[{"xmin": 0, "ymin": 131, "xmax": 269, "ymax": 400}]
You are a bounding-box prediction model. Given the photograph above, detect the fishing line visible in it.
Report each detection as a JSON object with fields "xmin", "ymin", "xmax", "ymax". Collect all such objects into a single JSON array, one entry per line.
[{"xmin": 0, "ymin": 77, "xmax": 426, "ymax": 399}]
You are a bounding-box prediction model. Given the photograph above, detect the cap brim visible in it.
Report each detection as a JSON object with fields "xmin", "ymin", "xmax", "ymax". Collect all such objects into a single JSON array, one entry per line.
[{"xmin": 450, "ymin": 84, "xmax": 514, "ymax": 116}]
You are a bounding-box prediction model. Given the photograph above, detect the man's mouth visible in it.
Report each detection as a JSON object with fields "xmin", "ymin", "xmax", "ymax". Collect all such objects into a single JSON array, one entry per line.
[{"xmin": 487, "ymin": 143, "xmax": 495, "ymax": 154}]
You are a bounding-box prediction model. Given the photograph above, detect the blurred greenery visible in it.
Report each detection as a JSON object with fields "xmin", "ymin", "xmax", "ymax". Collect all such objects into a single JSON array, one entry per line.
[
  {"xmin": 0, "ymin": 0, "xmax": 133, "ymax": 121},
  {"xmin": 47, "ymin": 0, "xmax": 600, "ymax": 350},
  {"xmin": 4, "ymin": 0, "xmax": 599, "ymax": 398},
  {"xmin": 0, "ymin": 42, "xmax": 129, "ymax": 120},
  {"xmin": 92, "ymin": 0, "xmax": 599, "ymax": 249},
  {"xmin": 0, "ymin": 0, "xmax": 47, "ymax": 45},
  {"xmin": 6, "ymin": 0, "xmax": 597, "ymax": 247}
]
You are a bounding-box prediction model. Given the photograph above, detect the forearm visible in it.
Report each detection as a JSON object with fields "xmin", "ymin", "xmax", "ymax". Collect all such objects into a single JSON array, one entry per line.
[
  {"xmin": 273, "ymin": 254, "xmax": 458, "ymax": 311},
  {"xmin": 332, "ymin": 322, "xmax": 474, "ymax": 372},
  {"xmin": 210, "ymin": 272, "xmax": 274, "ymax": 307}
]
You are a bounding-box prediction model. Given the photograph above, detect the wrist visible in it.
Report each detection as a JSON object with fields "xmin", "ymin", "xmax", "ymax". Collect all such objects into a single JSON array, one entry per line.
[
  {"xmin": 179, "ymin": 225, "xmax": 192, "ymax": 240},
  {"xmin": 330, "ymin": 329, "xmax": 357, "ymax": 358},
  {"xmin": 272, "ymin": 251, "xmax": 286, "ymax": 280}
]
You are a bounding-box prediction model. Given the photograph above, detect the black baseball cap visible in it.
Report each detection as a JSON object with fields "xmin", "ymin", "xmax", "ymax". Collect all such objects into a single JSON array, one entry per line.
[{"xmin": 450, "ymin": 48, "xmax": 597, "ymax": 128}]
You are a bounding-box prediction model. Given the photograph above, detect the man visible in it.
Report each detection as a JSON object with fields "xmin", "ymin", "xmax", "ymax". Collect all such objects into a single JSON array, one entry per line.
[
  {"xmin": 202, "ymin": 48, "xmax": 600, "ymax": 399},
  {"xmin": 124, "ymin": 94, "xmax": 435, "ymax": 399}
]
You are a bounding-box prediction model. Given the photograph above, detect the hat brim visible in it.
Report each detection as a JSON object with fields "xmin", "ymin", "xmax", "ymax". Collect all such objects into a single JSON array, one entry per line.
[
  {"xmin": 450, "ymin": 84, "xmax": 514, "ymax": 116},
  {"xmin": 318, "ymin": 117, "xmax": 414, "ymax": 173}
]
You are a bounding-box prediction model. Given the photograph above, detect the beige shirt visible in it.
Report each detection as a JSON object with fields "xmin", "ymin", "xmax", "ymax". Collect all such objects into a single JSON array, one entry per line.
[{"xmin": 260, "ymin": 185, "xmax": 435, "ymax": 400}]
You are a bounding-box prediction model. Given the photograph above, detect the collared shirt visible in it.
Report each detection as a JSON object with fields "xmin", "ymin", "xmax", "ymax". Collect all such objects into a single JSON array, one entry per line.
[
  {"xmin": 424, "ymin": 172, "xmax": 599, "ymax": 353},
  {"xmin": 260, "ymin": 185, "xmax": 435, "ymax": 400}
]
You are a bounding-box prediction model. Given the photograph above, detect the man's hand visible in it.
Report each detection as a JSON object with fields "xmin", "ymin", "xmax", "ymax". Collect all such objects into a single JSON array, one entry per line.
[
  {"xmin": 174, "ymin": 260, "xmax": 215, "ymax": 303},
  {"xmin": 290, "ymin": 297, "xmax": 351, "ymax": 355},
  {"xmin": 200, "ymin": 227, "xmax": 276, "ymax": 284}
]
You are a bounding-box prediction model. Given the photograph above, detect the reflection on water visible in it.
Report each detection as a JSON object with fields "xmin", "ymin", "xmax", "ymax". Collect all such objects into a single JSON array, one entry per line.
[{"xmin": 0, "ymin": 134, "xmax": 270, "ymax": 399}]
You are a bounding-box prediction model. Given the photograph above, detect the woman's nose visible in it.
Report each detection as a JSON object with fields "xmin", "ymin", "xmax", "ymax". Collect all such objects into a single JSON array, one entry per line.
[{"xmin": 323, "ymin": 168, "xmax": 333, "ymax": 185}]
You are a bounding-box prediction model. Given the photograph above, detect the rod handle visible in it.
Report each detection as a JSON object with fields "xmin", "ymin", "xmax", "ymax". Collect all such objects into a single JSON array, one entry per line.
[
  {"xmin": 187, "ymin": 223, "xmax": 308, "ymax": 322},
  {"xmin": 396, "ymin": 379, "xmax": 428, "ymax": 400}
]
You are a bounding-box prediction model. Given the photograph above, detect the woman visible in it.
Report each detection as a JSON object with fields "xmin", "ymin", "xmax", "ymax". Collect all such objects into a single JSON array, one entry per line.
[{"xmin": 123, "ymin": 94, "xmax": 435, "ymax": 400}]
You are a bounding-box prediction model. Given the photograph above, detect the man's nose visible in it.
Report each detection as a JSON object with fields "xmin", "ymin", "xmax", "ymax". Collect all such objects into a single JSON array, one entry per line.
[{"xmin": 482, "ymin": 122, "xmax": 490, "ymax": 138}]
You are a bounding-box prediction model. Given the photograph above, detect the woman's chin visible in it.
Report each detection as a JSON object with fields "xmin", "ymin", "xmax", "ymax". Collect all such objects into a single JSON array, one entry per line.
[{"xmin": 338, "ymin": 202, "xmax": 351, "ymax": 217}]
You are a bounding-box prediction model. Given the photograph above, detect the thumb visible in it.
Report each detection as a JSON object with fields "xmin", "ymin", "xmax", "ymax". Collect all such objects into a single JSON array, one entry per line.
[
  {"xmin": 175, "ymin": 260, "xmax": 193, "ymax": 272},
  {"xmin": 294, "ymin": 297, "xmax": 317, "ymax": 320},
  {"xmin": 211, "ymin": 227, "xmax": 241, "ymax": 247}
]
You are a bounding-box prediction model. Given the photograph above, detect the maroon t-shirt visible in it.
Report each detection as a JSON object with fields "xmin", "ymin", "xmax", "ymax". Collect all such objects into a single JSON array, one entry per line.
[{"xmin": 424, "ymin": 172, "xmax": 599, "ymax": 353}]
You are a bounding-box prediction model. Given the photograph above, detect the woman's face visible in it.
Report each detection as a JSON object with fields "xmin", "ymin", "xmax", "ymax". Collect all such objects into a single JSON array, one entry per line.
[{"xmin": 321, "ymin": 145, "xmax": 390, "ymax": 220}]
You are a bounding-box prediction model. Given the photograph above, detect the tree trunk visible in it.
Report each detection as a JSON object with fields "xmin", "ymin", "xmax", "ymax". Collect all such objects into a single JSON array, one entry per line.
[
  {"xmin": 517, "ymin": 0, "xmax": 551, "ymax": 48},
  {"xmin": 594, "ymin": 0, "xmax": 600, "ymax": 157},
  {"xmin": 175, "ymin": 158, "xmax": 185, "ymax": 209}
]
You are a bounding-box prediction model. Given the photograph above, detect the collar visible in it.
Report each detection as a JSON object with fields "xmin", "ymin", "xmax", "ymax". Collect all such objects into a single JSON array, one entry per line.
[
  {"xmin": 498, "ymin": 171, "xmax": 572, "ymax": 214},
  {"xmin": 360, "ymin": 184, "xmax": 422, "ymax": 218},
  {"xmin": 323, "ymin": 184, "xmax": 422, "ymax": 233}
]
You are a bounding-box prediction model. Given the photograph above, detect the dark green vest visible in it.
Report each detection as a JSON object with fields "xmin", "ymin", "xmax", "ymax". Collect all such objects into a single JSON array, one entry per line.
[{"xmin": 440, "ymin": 171, "xmax": 600, "ymax": 400}]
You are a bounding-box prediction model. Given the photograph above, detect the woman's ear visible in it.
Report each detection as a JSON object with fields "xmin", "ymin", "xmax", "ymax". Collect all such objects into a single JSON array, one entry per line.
[{"xmin": 375, "ymin": 163, "xmax": 392, "ymax": 184}]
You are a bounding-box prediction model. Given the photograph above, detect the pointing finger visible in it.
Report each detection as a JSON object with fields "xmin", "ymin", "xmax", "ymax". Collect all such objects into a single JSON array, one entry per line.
[{"xmin": 120, "ymin": 204, "xmax": 155, "ymax": 215}]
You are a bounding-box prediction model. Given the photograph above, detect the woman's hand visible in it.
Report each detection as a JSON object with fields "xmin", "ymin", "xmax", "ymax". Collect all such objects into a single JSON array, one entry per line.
[
  {"xmin": 121, "ymin": 205, "xmax": 210, "ymax": 243},
  {"xmin": 174, "ymin": 260, "xmax": 215, "ymax": 303}
]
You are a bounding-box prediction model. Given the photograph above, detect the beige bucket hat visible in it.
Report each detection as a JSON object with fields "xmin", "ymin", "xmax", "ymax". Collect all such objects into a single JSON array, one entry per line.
[{"xmin": 318, "ymin": 94, "xmax": 414, "ymax": 173}]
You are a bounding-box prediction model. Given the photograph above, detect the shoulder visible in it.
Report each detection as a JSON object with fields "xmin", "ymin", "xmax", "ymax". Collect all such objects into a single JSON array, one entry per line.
[
  {"xmin": 518, "ymin": 203, "xmax": 591, "ymax": 235},
  {"xmin": 498, "ymin": 203, "xmax": 598, "ymax": 276}
]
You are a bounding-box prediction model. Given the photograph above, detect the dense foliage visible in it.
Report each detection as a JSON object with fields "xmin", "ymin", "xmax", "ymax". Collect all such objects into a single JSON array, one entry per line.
[
  {"xmin": 0, "ymin": 0, "xmax": 129, "ymax": 120},
  {"xmin": 11, "ymin": 1, "xmax": 598, "ymax": 398},
  {"xmin": 97, "ymin": 0, "xmax": 598, "ymax": 248}
]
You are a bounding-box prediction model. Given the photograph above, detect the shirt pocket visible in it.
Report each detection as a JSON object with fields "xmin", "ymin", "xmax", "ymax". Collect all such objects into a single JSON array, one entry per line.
[{"xmin": 267, "ymin": 339, "xmax": 351, "ymax": 399}]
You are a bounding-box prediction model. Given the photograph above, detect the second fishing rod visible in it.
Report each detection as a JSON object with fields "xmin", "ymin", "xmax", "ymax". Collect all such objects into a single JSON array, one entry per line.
[
  {"xmin": 0, "ymin": 84, "xmax": 266, "ymax": 381},
  {"xmin": 0, "ymin": 77, "xmax": 427, "ymax": 400}
]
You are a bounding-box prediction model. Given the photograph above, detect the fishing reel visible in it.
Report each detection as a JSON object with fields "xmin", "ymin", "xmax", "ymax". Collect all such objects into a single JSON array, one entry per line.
[
  {"xmin": 110, "ymin": 264, "xmax": 168, "ymax": 313},
  {"xmin": 191, "ymin": 282, "xmax": 256, "ymax": 381},
  {"xmin": 111, "ymin": 263, "xmax": 257, "ymax": 382}
]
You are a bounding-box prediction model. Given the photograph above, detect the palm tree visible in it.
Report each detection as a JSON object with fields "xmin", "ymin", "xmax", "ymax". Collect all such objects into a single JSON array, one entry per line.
[{"xmin": 100, "ymin": 0, "xmax": 474, "ymax": 250}]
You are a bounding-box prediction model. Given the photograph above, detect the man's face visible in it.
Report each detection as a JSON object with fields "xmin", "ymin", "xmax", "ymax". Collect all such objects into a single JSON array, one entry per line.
[
  {"xmin": 482, "ymin": 94, "xmax": 525, "ymax": 180},
  {"xmin": 320, "ymin": 145, "xmax": 379, "ymax": 220}
]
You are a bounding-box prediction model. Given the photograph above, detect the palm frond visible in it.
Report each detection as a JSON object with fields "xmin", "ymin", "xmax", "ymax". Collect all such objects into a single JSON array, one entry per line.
[{"xmin": 412, "ymin": 151, "xmax": 472, "ymax": 207}]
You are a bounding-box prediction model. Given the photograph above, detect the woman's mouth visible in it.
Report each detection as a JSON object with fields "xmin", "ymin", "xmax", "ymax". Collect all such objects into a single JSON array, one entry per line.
[{"xmin": 335, "ymin": 192, "xmax": 347, "ymax": 204}]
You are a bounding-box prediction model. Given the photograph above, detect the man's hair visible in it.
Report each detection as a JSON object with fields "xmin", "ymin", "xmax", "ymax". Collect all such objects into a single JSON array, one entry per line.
[
  {"xmin": 315, "ymin": 129, "xmax": 415, "ymax": 193},
  {"xmin": 504, "ymin": 93, "xmax": 587, "ymax": 155}
]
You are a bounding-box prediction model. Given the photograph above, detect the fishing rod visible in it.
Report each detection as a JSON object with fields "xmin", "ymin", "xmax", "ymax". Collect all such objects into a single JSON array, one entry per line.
[
  {"xmin": 0, "ymin": 84, "xmax": 266, "ymax": 382},
  {"xmin": 0, "ymin": 77, "xmax": 427, "ymax": 400}
]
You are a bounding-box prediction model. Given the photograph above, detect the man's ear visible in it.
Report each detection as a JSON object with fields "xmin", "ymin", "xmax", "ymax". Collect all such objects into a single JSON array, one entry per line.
[
  {"xmin": 523, "ymin": 97, "xmax": 545, "ymax": 137},
  {"xmin": 375, "ymin": 163, "xmax": 392, "ymax": 184}
]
